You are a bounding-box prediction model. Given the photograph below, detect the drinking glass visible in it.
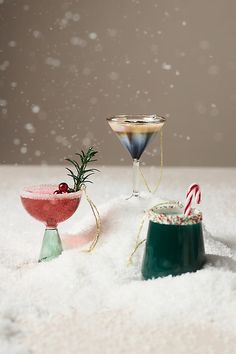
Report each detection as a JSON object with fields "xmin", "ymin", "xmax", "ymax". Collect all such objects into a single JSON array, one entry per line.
[
  {"xmin": 20, "ymin": 184, "xmax": 82, "ymax": 262},
  {"xmin": 141, "ymin": 202, "xmax": 206, "ymax": 279},
  {"xmin": 107, "ymin": 114, "xmax": 166, "ymax": 198}
]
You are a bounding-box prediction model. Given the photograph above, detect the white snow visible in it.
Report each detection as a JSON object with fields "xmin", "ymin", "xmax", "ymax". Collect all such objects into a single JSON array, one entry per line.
[
  {"xmin": 1, "ymin": 166, "xmax": 236, "ymax": 354},
  {"xmin": 70, "ymin": 37, "xmax": 87, "ymax": 47},
  {"xmin": 8, "ymin": 41, "xmax": 17, "ymax": 48},
  {"xmin": 88, "ymin": 32, "xmax": 97, "ymax": 40},
  {"xmin": 45, "ymin": 57, "xmax": 61, "ymax": 68},
  {"xmin": 162, "ymin": 62, "xmax": 172, "ymax": 71},
  {"xmin": 0, "ymin": 99, "xmax": 7, "ymax": 107},
  {"xmin": 20, "ymin": 146, "xmax": 27, "ymax": 154},
  {"xmin": 31, "ymin": 105, "xmax": 40, "ymax": 114}
]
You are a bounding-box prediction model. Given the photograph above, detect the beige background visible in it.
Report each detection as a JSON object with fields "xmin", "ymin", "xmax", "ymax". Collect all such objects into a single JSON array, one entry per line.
[{"xmin": 0, "ymin": 0, "xmax": 235, "ymax": 166}]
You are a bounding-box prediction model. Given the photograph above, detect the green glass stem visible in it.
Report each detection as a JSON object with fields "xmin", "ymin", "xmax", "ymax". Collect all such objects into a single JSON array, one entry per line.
[{"xmin": 39, "ymin": 228, "xmax": 63, "ymax": 262}]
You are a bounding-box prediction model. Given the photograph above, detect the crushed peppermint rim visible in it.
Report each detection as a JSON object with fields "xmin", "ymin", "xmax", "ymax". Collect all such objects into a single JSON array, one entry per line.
[
  {"xmin": 20, "ymin": 184, "xmax": 82, "ymax": 200},
  {"xmin": 148, "ymin": 200, "xmax": 202, "ymax": 225}
]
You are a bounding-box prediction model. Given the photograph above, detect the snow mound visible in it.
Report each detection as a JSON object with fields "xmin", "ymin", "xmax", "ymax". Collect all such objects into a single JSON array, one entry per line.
[{"xmin": 1, "ymin": 195, "xmax": 236, "ymax": 354}]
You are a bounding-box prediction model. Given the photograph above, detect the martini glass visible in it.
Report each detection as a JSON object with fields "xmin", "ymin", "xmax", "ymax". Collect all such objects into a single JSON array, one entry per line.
[
  {"xmin": 107, "ymin": 114, "xmax": 166, "ymax": 198},
  {"xmin": 20, "ymin": 184, "xmax": 82, "ymax": 262}
]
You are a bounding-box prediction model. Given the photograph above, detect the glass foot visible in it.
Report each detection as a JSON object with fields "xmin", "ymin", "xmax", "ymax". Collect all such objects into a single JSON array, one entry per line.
[
  {"xmin": 39, "ymin": 228, "xmax": 63, "ymax": 262},
  {"xmin": 126, "ymin": 193, "xmax": 140, "ymax": 200}
]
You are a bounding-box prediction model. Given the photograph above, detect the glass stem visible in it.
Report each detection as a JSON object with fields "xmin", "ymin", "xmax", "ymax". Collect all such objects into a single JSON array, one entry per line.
[
  {"xmin": 39, "ymin": 227, "xmax": 63, "ymax": 262},
  {"xmin": 132, "ymin": 159, "xmax": 140, "ymax": 197}
]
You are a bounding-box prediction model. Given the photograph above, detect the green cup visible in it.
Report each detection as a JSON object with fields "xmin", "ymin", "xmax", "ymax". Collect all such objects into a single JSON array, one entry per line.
[{"xmin": 141, "ymin": 202, "xmax": 206, "ymax": 280}]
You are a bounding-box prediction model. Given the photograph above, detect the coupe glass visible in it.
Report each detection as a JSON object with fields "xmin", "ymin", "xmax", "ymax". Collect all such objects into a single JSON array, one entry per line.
[
  {"xmin": 20, "ymin": 184, "xmax": 82, "ymax": 262},
  {"xmin": 107, "ymin": 114, "xmax": 166, "ymax": 198}
]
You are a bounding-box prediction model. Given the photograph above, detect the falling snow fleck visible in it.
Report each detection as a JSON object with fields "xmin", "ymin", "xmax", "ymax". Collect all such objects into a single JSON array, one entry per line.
[
  {"xmin": 11, "ymin": 82, "xmax": 17, "ymax": 88},
  {"xmin": 35, "ymin": 150, "xmax": 41, "ymax": 157},
  {"xmin": 210, "ymin": 104, "xmax": 219, "ymax": 117},
  {"xmin": 8, "ymin": 41, "xmax": 17, "ymax": 47},
  {"xmin": 31, "ymin": 105, "xmax": 40, "ymax": 113},
  {"xmin": 45, "ymin": 57, "xmax": 61, "ymax": 68},
  {"xmin": 65, "ymin": 11, "xmax": 73, "ymax": 19},
  {"xmin": 20, "ymin": 146, "xmax": 28, "ymax": 154},
  {"xmin": 24, "ymin": 123, "xmax": 36, "ymax": 134},
  {"xmin": 70, "ymin": 37, "xmax": 87, "ymax": 47},
  {"xmin": 0, "ymin": 61, "xmax": 10, "ymax": 71},
  {"xmin": 162, "ymin": 62, "xmax": 172, "ymax": 70},
  {"xmin": 72, "ymin": 13, "xmax": 80, "ymax": 22},
  {"xmin": 89, "ymin": 32, "xmax": 97, "ymax": 40},
  {"xmin": 13, "ymin": 138, "xmax": 20, "ymax": 145},
  {"xmin": 0, "ymin": 99, "xmax": 7, "ymax": 107},
  {"xmin": 33, "ymin": 30, "xmax": 41, "ymax": 38}
]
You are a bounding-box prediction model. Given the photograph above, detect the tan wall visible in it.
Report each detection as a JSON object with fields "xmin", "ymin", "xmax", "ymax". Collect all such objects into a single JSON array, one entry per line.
[{"xmin": 0, "ymin": 0, "xmax": 235, "ymax": 166}]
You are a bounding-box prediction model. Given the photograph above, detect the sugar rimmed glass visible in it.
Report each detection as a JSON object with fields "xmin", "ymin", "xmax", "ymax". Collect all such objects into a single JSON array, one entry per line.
[{"xmin": 20, "ymin": 184, "xmax": 82, "ymax": 262}]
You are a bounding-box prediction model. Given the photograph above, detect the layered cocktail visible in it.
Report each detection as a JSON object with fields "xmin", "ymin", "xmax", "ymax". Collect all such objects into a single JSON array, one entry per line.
[{"xmin": 107, "ymin": 114, "xmax": 165, "ymax": 198}]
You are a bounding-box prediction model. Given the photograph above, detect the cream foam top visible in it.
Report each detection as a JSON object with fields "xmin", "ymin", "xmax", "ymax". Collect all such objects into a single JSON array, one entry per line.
[
  {"xmin": 20, "ymin": 184, "xmax": 82, "ymax": 200},
  {"xmin": 108, "ymin": 121, "xmax": 164, "ymax": 133}
]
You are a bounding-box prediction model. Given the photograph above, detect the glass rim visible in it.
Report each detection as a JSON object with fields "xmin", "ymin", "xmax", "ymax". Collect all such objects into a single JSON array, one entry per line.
[
  {"xmin": 20, "ymin": 184, "xmax": 82, "ymax": 200},
  {"xmin": 106, "ymin": 114, "xmax": 166, "ymax": 123},
  {"xmin": 148, "ymin": 201, "xmax": 202, "ymax": 225}
]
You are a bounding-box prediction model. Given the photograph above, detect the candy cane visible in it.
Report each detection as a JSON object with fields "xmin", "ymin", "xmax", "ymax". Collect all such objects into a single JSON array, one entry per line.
[{"xmin": 184, "ymin": 183, "xmax": 201, "ymax": 217}]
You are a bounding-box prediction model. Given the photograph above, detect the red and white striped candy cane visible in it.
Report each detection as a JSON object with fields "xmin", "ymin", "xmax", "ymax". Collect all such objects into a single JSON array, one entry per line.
[{"xmin": 184, "ymin": 183, "xmax": 201, "ymax": 217}]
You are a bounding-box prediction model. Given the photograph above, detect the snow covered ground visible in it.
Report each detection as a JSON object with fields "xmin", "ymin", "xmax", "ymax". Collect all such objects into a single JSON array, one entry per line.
[{"xmin": 1, "ymin": 165, "xmax": 236, "ymax": 354}]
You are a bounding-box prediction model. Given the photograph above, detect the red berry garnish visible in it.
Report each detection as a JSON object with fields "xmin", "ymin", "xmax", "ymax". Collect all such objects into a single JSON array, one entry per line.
[
  {"xmin": 53, "ymin": 190, "xmax": 62, "ymax": 194},
  {"xmin": 58, "ymin": 182, "xmax": 69, "ymax": 193}
]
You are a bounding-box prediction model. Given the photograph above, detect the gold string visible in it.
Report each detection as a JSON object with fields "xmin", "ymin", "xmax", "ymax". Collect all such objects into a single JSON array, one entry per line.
[
  {"xmin": 128, "ymin": 130, "xmax": 164, "ymax": 264},
  {"xmin": 127, "ymin": 239, "xmax": 146, "ymax": 265},
  {"xmin": 139, "ymin": 167, "xmax": 152, "ymax": 193},
  {"xmin": 138, "ymin": 128, "xmax": 164, "ymax": 194},
  {"xmin": 82, "ymin": 185, "xmax": 102, "ymax": 252},
  {"xmin": 128, "ymin": 212, "xmax": 148, "ymax": 265},
  {"xmin": 128, "ymin": 198, "xmax": 178, "ymax": 265},
  {"xmin": 153, "ymin": 128, "xmax": 164, "ymax": 194}
]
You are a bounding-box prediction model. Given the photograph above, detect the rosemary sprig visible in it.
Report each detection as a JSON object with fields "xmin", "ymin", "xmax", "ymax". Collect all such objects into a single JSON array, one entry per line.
[{"xmin": 65, "ymin": 146, "xmax": 99, "ymax": 192}]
